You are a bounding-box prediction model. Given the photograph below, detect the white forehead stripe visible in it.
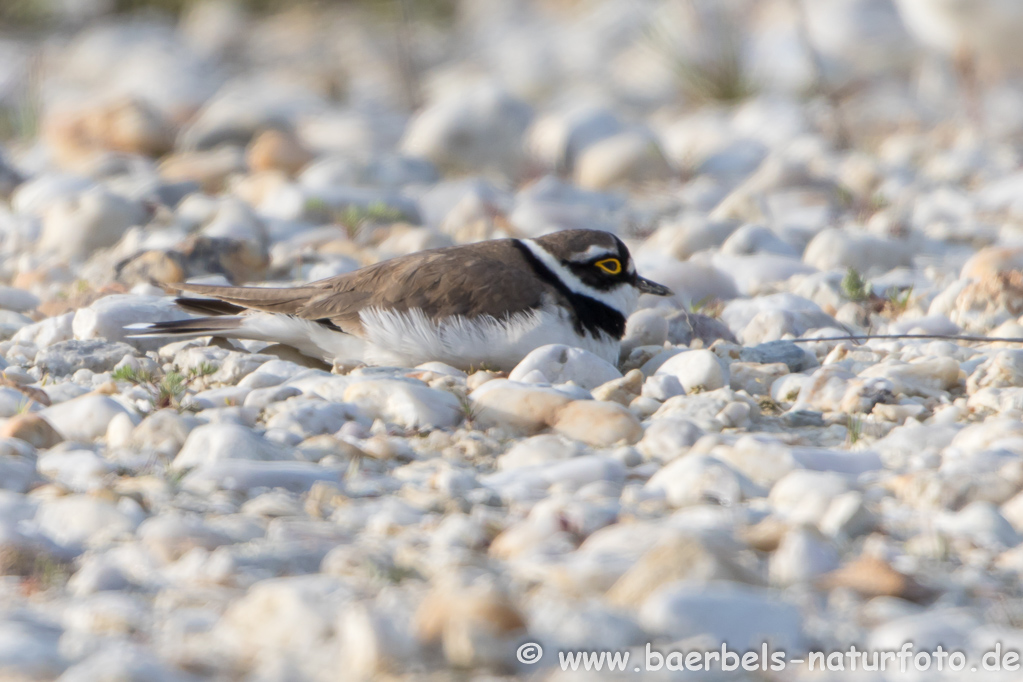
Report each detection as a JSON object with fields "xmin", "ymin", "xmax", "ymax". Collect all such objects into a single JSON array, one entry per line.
[
  {"xmin": 570, "ymin": 244, "xmax": 618, "ymax": 263},
  {"xmin": 520, "ymin": 238, "xmax": 638, "ymax": 317}
]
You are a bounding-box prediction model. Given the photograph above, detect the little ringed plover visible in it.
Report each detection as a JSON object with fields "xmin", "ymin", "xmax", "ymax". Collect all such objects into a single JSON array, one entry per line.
[{"xmin": 128, "ymin": 229, "xmax": 672, "ymax": 370}]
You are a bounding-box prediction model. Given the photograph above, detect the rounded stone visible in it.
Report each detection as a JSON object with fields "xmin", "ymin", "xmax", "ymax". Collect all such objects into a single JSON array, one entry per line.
[
  {"xmin": 655, "ymin": 350, "xmax": 728, "ymax": 393},
  {"xmin": 551, "ymin": 400, "xmax": 643, "ymax": 447},
  {"xmin": 509, "ymin": 344, "xmax": 622, "ymax": 390}
]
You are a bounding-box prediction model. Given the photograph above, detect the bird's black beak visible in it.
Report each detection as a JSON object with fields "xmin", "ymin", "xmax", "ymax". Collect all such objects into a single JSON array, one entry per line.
[{"xmin": 636, "ymin": 276, "xmax": 672, "ymax": 296}]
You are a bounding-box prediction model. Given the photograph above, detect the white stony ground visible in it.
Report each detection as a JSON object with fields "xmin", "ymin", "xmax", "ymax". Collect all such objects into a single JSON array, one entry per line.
[{"xmin": 4, "ymin": 0, "xmax": 1023, "ymax": 680}]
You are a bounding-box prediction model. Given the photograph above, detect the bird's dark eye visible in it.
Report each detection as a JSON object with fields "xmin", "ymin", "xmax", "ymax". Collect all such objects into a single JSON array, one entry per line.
[{"xmin": 594, "ymin": 258, "xmax": 622, "ymax": 275}]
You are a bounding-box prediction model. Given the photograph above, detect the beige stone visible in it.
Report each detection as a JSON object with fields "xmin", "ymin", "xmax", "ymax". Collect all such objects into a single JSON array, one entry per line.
[
  {"xmin": 818, "ymin": 554, "xmax": 931, "ymax": 602},
  {"xmin": 738, "ymin": 516, "xmax": 789, "ymax": 553},
  {"xmin": 574, "ymin": 131, "xmax": 671, "ymax": 190},
  {"xmin": 44, "ymin": 98, "xmax": 174, "ymax": 169},
  {"xmin": 607, "ymin": 535, "xmax": 759, "ymax": 607},
  {"xmin": 417, "ymin": 586, "xmax": 526, "ymax": 668},
  {"xmin": 551, "ymin": 400, "xmax": 643, "ymax": 446},
  {"xmin": 729, "ymin": 361, "xmax": 789, "ymax": 396},
  {"xmin": 465, "ymin": 370, "xmax": 502, "ymax": 391},
  {"xmin": 159, "ymin": 146, "xmax": 247, "ymax": 193},
  {"xmin": 114, "ymin": 250, "xmax": 187, "ymax": 286},
  {"xmin": 0, "ymin": 414, "xmax": 63, "ymax": 449},
  {"xmin": 591, "ymin": 369, "xmax": 643, "ymax": 405},
  {"xmin": 247, "ymin": 129, "xmax": 313, "ymax": 175},
  {"xmin": 954, "ymin": 270, "xmax": 1023, "ymax": 331},
  {"xmin": 961, "ymin": 246, "xmax": 1023, "ymax": 280},
  {"xmin": 470, "ymin": 382, "xmax": 572, "ymax": 435}
]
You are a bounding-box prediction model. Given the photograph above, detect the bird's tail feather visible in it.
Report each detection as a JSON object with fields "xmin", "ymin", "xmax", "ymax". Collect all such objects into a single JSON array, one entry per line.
[
  {"xmin": 173, "ymin": 283, "xmax": 318, "ymax": 314},
  {"xmin": 125, "ymin": 313, "xmax": 354, "ymax": 364},
  {"xmin": 174, "ymin": 296, "xmax": 247, "ymax": 317},
  {"xmin": 125, "ymin": 316, "xmax": 244, "ymax": 338}
]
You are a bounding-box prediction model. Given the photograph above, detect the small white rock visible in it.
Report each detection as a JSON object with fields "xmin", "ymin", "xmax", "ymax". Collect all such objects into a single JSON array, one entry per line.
[
  {"xmin": 769, "ymin": 470, "xmax": 852, "ymax": 525},
  {"xmin": 769, "ymin": 526, "xmax": 839, "ymax": 586},
  {"xmin": 636, "ymin": 418, "xmax": 705, "ymax": 461},
  {"xmin": 645, "ymin": 454, "xmax": 758, "ymax": 507},
  {"xmin": 640, "ymin": 582, "xmax": 803, "ymax": 650},
  {"xmin": 40, "ymin": 395, "xmax": 136, "ymax": 443},
  {"xmin": 655, "ymin": 349, "xmax": 729, "ymax": 393},
  {"xmin": 344, "ymin": 379, "xmax": 462, "ymax": 429},
  {"xmin": 35, "ymin": 494, "xmax": 145, "ymax": 550},
  {"xmin": 37, "ymin": 448, "xmax": 113, "ymax": 492},
  {"xmin": 642, "ymin": 374, "xmax": 685, "ymax": 402},
  {"xmin": 39, "ymin": 186, "xmax": 147, "ymax": 261},
  {"xmin": 73, "ymin": 295, "xmax": 191, "ymax": 352},
  {"xmin": 938, "ymin": 501, "xmax": 1020, "ymax": 550},
  {"xmin": 172, "ymin": 422, "xmax": 289, "ymax": 470},
  {"xmin": 12, "ymin": 312, "xmax": 74, "ymax": 348},
  {"xmin": 509, "ymin": 344, "xmax": 622, "ymax": 390}
]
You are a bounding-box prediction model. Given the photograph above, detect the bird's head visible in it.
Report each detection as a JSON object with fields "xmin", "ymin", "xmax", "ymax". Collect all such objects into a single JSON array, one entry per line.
[{"xmin": 528, "ymin": 229, "xmax": 672, "ymax": 318}]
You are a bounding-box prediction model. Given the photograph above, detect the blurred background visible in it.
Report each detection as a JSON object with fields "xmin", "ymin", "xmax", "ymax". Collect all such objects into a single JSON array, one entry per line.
[
  {"xmin": 2, "ymin": 0, "xmax": 1021, "ymax": 178},
  {"xmin": 0, "ymin": 0, "xmax": 1022, "ymax": 296}
]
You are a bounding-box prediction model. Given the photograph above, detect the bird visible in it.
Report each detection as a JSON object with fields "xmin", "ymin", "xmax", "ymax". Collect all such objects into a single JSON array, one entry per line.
[{"xmin": 127, "ymin": 229, "xmax": 672, "ymax": 371}]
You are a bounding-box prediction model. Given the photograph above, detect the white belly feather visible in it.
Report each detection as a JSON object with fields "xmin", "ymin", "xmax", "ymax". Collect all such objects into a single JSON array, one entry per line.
[
  {"xmin": 359, "ymin": 304, "xmax": 619, "ymax": 370},
  {"xmin": 233, "ymin": 303, "xmax": 619, "ymax": 370},
  {"xmin": 232, "ymin": 314, "xmax": 366, "ymax": 362}
]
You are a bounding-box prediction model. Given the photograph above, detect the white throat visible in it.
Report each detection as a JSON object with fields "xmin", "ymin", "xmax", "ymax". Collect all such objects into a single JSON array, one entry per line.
[{"xmin": 519, "ymin": 238, "xmax": 639, "ymax": 317}]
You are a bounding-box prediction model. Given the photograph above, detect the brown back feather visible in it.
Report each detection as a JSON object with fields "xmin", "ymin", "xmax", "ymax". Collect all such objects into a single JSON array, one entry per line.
[{"xmin": 174, "ymin": 239, "xmax": 556, "ymax": 333}]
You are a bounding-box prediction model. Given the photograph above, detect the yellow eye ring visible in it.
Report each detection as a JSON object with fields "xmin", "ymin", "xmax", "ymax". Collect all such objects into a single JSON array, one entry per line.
[{"xmin": 595, "ymin": 258, "xmax": 622, "ymax": 275}]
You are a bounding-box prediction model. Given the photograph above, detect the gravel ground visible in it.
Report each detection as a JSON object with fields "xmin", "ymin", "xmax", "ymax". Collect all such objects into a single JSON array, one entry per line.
[{"xmin": 2, "ymin": 0, "xmax": 1023, "ymax": 680}]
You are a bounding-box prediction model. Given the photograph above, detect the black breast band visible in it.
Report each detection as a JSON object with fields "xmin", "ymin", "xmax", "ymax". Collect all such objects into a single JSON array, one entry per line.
[{"xmin": 512, "ymin": 240, "xmax": 626, "ymax": 340}]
